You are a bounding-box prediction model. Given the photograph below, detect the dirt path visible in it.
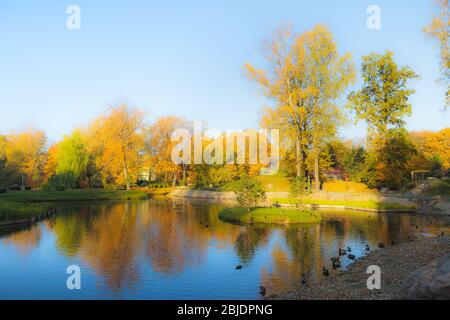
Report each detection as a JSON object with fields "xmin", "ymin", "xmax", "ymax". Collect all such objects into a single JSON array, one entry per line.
[{"xmin": 271, "ymin": 235, "xmax": 450, "ymax": 300}]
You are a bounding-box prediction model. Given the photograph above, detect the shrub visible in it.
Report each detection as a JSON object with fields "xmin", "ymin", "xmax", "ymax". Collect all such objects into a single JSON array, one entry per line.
[
  {"xmin": 234, "ymin": 176, "xmax": 266, "ymax": 208},
  {"xmin": 290, "ymin": 176, "xmax": 312, "ymax": 198}
]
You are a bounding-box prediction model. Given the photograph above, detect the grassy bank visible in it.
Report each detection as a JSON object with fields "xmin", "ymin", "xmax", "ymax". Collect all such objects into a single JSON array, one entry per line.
[
  {"xmin": 219, "ymin": 207, "xmax": 322, "ymax": 224},
  {"xmin": 0, "ymin": 189, "xmax": 149, "ymax": 223},
  {"xmin": 424, "ymin": 179, "xmax": 450, "ymax": 195},
  {"xmin": 0, "ymin": 189, "xmax": 148, "ymax": 203},
  {"xmin": 219, "ymin": 172, "xmax": 292, "ymax": 192},
  {"xmin": 0, "ymin": 201, "xmax": 54, "ymax": 222},
  {"xmin": 272, "ymin": 198, "xmax": 416, "ymax": 211}
]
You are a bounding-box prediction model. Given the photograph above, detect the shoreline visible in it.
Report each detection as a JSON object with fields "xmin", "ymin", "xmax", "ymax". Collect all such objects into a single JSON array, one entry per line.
[
  {"xmin": 170, "ymin": 189, "xmax": 417, "ymax": 213},
  {"xmin": 0, "ymin": 208, "xmax": 57, "ymax": 228},
  {"xmin": 270, "ymin": 235, "xmax": 450, "ymax": 300}
]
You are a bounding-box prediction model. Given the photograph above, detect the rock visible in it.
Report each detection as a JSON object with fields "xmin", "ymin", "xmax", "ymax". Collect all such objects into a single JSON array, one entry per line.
[{"xmin": 397, "ymin": 253, "xmax": 450, "ymax": 300}]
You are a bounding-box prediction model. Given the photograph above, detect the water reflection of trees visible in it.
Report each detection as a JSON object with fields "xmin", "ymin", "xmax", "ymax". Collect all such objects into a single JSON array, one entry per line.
[
  {"xmin": 53, "ymin": 200, "xmax": 242, "ymax": 290},
  {"xmin": 234, "ymin": 226, "xmax": 270, "ymax": 263},
  {"xmin": 2, "ymin": 225, "xmax": 42, "ymax": 255},
  {"xmin": 2, "ymin": 203, "xmax": 449, "ymax": 295}
]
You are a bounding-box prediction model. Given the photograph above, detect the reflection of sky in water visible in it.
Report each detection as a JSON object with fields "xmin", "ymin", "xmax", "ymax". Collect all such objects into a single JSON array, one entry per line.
[{"xmin": 0, "ymin": 200, "xmax": 449, "ymax": 300}]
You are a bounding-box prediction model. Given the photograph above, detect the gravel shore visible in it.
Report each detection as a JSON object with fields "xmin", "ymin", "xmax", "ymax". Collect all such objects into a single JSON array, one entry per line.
[{"xmin": 271, "ymin": 235, "xmax": 450, "ymax": 300}]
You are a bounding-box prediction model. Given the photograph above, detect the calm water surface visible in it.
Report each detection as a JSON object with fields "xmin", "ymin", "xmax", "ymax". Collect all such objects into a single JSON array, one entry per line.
[{"xmin": 1, "ymin": 199, "xmax": 449, "ymax": 299}]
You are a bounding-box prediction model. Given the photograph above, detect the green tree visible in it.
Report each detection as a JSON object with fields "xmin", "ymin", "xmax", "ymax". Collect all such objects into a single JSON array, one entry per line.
[
  {"xmin": 376, "ymin": 129, "xmax": 416, "ymax": 189},
  {"xmin": 55, "ymin": 131, "xmax": 91, "ymax": 188},
  {"xmin": 347, "ymin": 52, "xmax": 419, "ymax": 135},
  {"xmin": 424, "ymin": 0, "xmax": 449, "ymax": 109},
  {"xmin": 347, "ymin": 52, "xmax": 419, "ymax": 189}
]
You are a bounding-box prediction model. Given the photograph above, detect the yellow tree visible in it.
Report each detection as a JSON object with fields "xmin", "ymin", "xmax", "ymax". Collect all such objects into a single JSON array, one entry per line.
[
  {"xmin": 4, "ymin": 129, "xmax": 47, "ymax": 187},
  {"xmin": 44, "ymin": 143, "xmax": 59, "ymax": 182},
  {"xmin": 245, "ymin": 24, "xmax": 355, "ymax": 190},
  {"xmin": 424, "ymin": 0, "xmax": 449, "ymax": 109},
  {"xmin": 145, "ymin": 116, "xmax": 189, "ymax": 185},
  {"xmin": 409, "ymin": 128, "xmax": 450, "ymax": 171},
  {"xmin": 88, "ymin": 105, "xmax": 144, "ymax": 189},
  {"xmin": 246, "ymin": 24, "xmax": 309, "ymax": 178}
]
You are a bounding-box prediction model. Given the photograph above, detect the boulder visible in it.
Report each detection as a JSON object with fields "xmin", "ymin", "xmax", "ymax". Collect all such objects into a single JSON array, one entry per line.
[{"xmin": 397, "ymin": 253, "xmax": 450, "ymax": 300}]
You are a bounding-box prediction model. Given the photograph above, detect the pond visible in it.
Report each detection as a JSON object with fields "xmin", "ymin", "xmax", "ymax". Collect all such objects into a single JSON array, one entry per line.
[{"xmin": 0, "ymin": 199, "xmax": 449, "ymax": 299}]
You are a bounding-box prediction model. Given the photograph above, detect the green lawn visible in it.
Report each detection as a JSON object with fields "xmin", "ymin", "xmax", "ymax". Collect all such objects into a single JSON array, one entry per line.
[
  {"xmin": 0, "ymin": 189, "xmax": 148, "ymax": 202},
  {"xmin": 271, "ymin": 198, "xmax": 416, "ymax": 211},
  {"xmin": 219, "ymin": 172, "xmax": 292, "ymax": 192},
  {"xmin": 0, "ymin": 189, "xmax": 148, "ymax": 223},
  {"xmin": 218, "ymin": 207, "xmax": 322, "ymax": 224},
  {"xmin": 0, "ymin": 201, "xmax": 54, "ymax": 222},
  {"xmin": 424, "ymin": 179, "xmax": 450, "ymax": 196}
]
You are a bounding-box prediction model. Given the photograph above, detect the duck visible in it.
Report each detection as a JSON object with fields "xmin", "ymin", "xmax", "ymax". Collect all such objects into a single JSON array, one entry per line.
[
  {"xmin": 259, "ymin": 286, "xmax": 266, "ymax": 296},
  {"xmin": 365, "ymin": 244, "xmax": 370, "ymax": 251},
  {"xmin": 322, "ymin": 267, "xmax": 330, "ymax": 277},
  {"xmin": 301, "ymin": 273, "xmax": 307, "ymax": 285},
  {"xmin": 235, "ymin": 265, "xmax": 243, "ymax": 270},
  {"xmin": 347, "ymin": 246, "xmax": 352, "ymax": 252},
  {"xmin": 330, "ymin": 257, "xmax": 340, "ymax": 263},
  {"xmin": 348, "ymin": 254, "xmax": 356, "ymax": 260},
  {"xmin": 332, "ymin": 260, "xmax": 341, "ymax": 269}
]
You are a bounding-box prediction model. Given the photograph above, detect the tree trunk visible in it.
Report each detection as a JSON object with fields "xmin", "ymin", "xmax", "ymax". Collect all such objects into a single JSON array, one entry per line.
[
  {"xmin": 124, "ymin": 166, "xmax": 130, "ymax": 190},
  {"xmin": 314, "ymin": 151, "xmax": 320, "ymax": 191},
  {"xmin": 172, "ymin": 172, "xmax": 177, "ymax": 187},
  {"xmin": 296, "ymin": 138, "xmax": 305, "ymax": 178}
]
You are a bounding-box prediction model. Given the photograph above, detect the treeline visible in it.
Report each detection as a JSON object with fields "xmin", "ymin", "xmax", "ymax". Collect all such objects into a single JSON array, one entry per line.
[
  {"xmin": 246, "ymin": 24, "xmax": 448, "ymax": 191},
  {"xmin": 0, "ymin": 103, "xmax": 448, "ymax": 192},
  {"xmin": 0, "ymin": 17, "xmax": 448, "ymax": 192},
  {"xmin": 0, "ymin": 107, "xmax": 265, "ymax": 191}
]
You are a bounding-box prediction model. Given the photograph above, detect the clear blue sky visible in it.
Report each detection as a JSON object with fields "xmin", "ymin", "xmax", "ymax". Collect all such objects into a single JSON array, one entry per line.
[{"xmin": 0, "ymin": 0, "xmax": 448, "ymax": 143}]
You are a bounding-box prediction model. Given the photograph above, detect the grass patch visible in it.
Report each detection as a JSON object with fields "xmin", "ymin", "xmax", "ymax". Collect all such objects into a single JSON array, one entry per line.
[
  {"xmin": 271, "ymin": 198, "xmax": 416, "ymax": 211},
  {"xmin": 424, "ymin": 179, "xmax": 450, "ymax": 196},
  {"xmin": 0, "ymin": 189, "xmax": 149, "ymax": 223},
  {"xmin": 220, "ymin": 172, "xmax": 292, "ymax": 192},
  {"xmin": 0, "ymin": 201, "xmax": 54, "ymax": 222},
  {"xmin": 146, "ymin": 187, "xmax": 174, "ymax": 197},
  {"xmin": 322, "ymin": 181, "xmax": 376, "ymax": 193},
  {"xmin": 218, "ymin": 207, "xmax": 322, "ymax": 224},
  {"xmin": 0, "ymin": 189, "xmax": 148, "ymax": 203}
]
